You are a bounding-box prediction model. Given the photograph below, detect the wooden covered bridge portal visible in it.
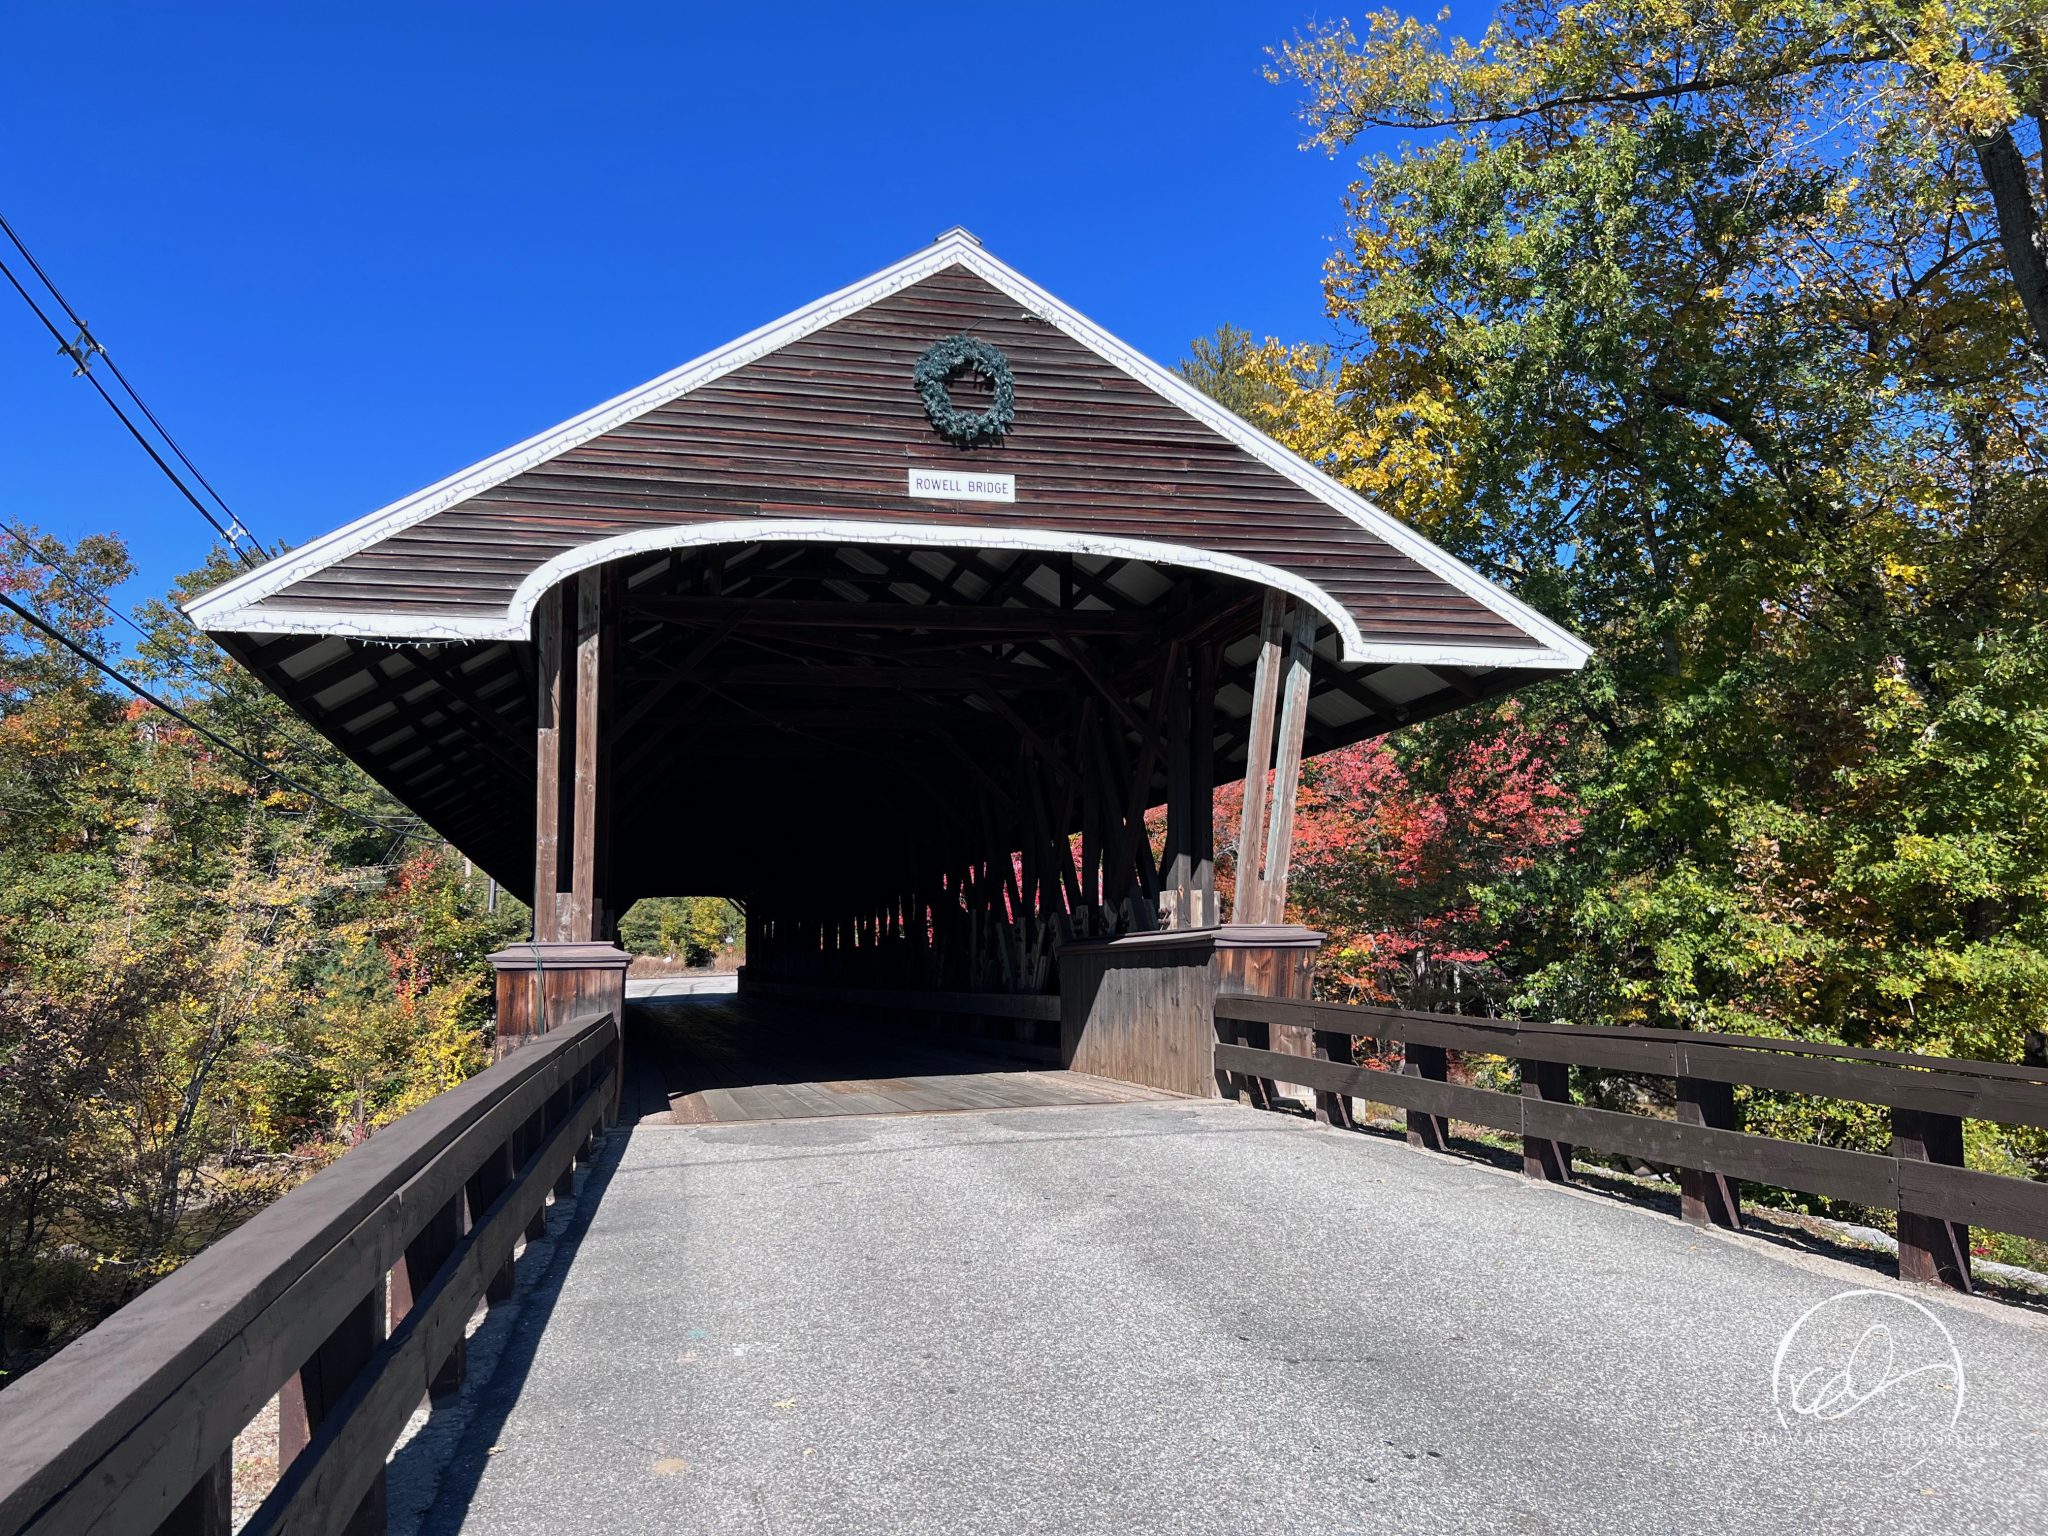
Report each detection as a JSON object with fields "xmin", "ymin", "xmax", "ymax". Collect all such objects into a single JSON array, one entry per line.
[{"xmin": 183, "ymin": 229, "xmax": 1585, "ymax": 1096}]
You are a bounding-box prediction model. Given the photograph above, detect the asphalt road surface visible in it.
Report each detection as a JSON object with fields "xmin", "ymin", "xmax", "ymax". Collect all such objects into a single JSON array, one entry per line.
[{"xmin": 399, "ymin": 1096, "xmax": 2048, "ymax": 1535}]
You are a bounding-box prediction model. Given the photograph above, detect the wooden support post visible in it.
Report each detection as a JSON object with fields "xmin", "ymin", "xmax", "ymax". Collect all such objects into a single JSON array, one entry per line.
[
  {"xmin": 1232, "ymin": 593, "xmax": 1287, "ymax": 923},
  {"xmin": 568, "ymin": 568, "xmax": 607, "ymax": 942},
  {"xmin": 532, "ymin": 584, "xmax": 568, "ymax": 942},
  {"xmin": 1162, "ymin": 648, "xmax": 1192, "ymax": 927},
  {"xmin": 1312, "ymin": 1028, "xmax": 1356, "ymax": 1128},
  {"xmin": 1256, "ymin": 605, "xmax": 1316, "ymax": 925},
  {"xmin": 1404, "ymin": 1042, "xmax": 1450, "ymax": 1151},
  {"xmin": 1676, "ymin": 1077, "xmax": 1743, "ymax": 1228},
  {"xmin": 1893, "ymin": 1107, "xmax": 1971, "ymax": 1291},
  {"xmin": 389, "ymin": 1193, "xmax": 465, "ymax": 1401},
  {"xmin": 1189, "ymin": 642, "xmax": 1217, "ymax": 927},
  {"xmin": 152, "ymin": 1454, "xmax": 231, "ymax": 1536},
  {"xmin": 279, "ymin": 1289, "xmax": 386, "ymax": 1536},
  {"xmin": 467, "ymin": 1139, "xmax": 517, "ymax": 1303},
  {"xmin": 1520, "ymin": 1059, "xmax": 1573, "ymax": 1183},
  {"xmin": 595, "ymin": 566, "xmax": 618, "ymax": 938},
  {"xmin": 1077, "ymin": 701, "xmax": 1101, "ymax": 927}
]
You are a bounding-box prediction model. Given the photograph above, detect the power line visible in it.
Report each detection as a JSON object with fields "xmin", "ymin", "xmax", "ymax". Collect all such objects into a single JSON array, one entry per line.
[
  {"xmin": 0, "ymin": 520, "xmax": 155, "ymax": 647},
  {"xmin": 0, "ymin": 211, "xmax": 250, "ymax": 546},
  {"xmin": 0, "ymin": 588, "xmax": 431, "ymax": 842},
  {"xmin": 0, "ymin": 229, "xmax": 261, "ymax": 570},
  {"xmin": 0, "ymin": 519, "xmax": 231, "ymax": 697}
]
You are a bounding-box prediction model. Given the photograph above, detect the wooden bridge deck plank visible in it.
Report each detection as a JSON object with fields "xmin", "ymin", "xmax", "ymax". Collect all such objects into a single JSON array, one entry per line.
[{"xmin": 627, "ymin": 991, "xmax": 1171, "ymax": 1125}]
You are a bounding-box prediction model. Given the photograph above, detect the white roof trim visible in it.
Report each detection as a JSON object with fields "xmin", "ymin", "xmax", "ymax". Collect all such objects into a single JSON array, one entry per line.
[
  {"xmin": 187, "ymin": 233, "xmax": 1589, "ymax": 670},
  {"xmin": 201, "ymin": 518, "xmax": 1581, "ymax": 669}
]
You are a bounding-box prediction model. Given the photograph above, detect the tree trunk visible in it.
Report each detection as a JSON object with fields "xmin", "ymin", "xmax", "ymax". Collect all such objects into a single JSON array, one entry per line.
[{"xmin": 1974, "ymin": 125, "xmax": 2048, "ymax": 362}]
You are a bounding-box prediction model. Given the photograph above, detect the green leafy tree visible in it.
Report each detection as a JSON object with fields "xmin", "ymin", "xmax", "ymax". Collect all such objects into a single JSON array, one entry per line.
[
  {"xmin": 0, "ymin": 532, "xmax": 528, "ymax": 1379},
  {"xmin": 620, "ymin": 896, "xmax": 742, "ymax": 966},
  {"xmin": 1250, "ymin": 4, "xmax": 2048, "ymax": 1185}
]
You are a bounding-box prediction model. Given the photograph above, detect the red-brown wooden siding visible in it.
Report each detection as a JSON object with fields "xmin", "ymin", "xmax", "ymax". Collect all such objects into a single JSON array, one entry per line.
[{"xmin": 255, "ymin": 267, "xmax": 1537, "ymax": 650}]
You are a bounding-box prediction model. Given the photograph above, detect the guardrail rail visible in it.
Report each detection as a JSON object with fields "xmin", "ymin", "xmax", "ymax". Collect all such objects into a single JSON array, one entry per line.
[
  {"xmin": 1216, "ymin": 994, "xmax": 2048, "ymax": 1292},
  {"xmin": 0, "ymin": 1007, "xmax": 621, "ymax": 1536}
]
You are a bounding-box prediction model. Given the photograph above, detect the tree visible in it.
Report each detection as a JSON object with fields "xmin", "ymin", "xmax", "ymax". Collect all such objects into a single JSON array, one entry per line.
[
  {"xmin": 0, "ymin": 531, "xmax": 528, "ymax": 1379},
  {"xmin": 1274, "ymin": 4, "xmax": 2048, "ymax": 359},
  {"xmin": 620, "ymin": 896, "xmax": 742, "ymax": 967},
  {"xmin": 1244, "ymin": 6, "xmax": 2047, "ymax": 1185},
  {"xmin": 1178, "ymin": 325, "xmax": 1330, "ymax": 424},
  {"xmin": 1215, "ymin": 711, "xmax": 1581, "ymax": 1013}
]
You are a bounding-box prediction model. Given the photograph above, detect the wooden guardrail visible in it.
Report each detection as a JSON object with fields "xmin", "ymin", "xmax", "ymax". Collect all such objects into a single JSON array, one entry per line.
[
  {"xmin": 742, "ymin": 979, "xmax": 1061, "ymax": 1062},
  {"xmin": 1216, "ymin": 995, "xmax": 2048, "ymax": 1293},
  {"xmin": 0, "ymin": 1007, "xmax": 621, "ymax": 1536}
]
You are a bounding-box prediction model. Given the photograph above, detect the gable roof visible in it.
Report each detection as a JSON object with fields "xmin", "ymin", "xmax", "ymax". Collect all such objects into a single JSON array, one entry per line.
[{"xmin": 187, "ymin": 230, "xmax": 1587, "ymax": 672}]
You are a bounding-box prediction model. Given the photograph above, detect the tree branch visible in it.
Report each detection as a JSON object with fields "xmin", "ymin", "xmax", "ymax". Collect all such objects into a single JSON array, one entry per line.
[{"xmin": 1349, "ymin": 51, "xmax": 1891, "ymax": 132}]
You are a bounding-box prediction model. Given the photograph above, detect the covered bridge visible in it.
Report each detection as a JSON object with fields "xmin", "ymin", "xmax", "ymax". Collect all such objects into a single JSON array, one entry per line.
[{"xmin": 184, "ymin": 227, "xmax": 1584, "ymax": 1068}]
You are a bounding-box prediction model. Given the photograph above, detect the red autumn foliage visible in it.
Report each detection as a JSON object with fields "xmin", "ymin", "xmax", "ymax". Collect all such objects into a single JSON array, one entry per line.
[{"xmin": 1218, "ymin": 708, "xmax": 1580, "ymax": 1010}]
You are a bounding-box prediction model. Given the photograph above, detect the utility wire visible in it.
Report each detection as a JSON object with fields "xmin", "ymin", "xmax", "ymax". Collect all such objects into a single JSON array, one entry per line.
[
  {"xmin": 0, "ymin": 238, "xmax": 261, "ymax": 570},
  {"xmin": 0, "ymin": 520, "xmax": 156, "ymax": 647},
  {"xmin": 0, "ymin": 588, "xmax": 431, "ymax": 842},
  {"xmin": 1, "ymin": 519, "xmax": 234, "ymax": 697},
  {"xmin": 0, "ymin": 211, "xmax": 251, "ymax": 547},
  {"xmin": 0, "ymin": 523, "xmax": 240, "ymax": 713}
]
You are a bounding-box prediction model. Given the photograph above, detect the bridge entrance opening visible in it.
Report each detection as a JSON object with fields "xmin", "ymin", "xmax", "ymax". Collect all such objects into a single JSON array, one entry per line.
[{"xmin": 623, "ymin": 987, "xmax": 1176, "ymax": 1126}]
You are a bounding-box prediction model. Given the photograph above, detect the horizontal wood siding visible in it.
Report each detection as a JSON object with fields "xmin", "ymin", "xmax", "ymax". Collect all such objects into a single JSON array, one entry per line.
[{"xmin": 258, "ymin": 269, "xmax": 1537, "ymax": 654}]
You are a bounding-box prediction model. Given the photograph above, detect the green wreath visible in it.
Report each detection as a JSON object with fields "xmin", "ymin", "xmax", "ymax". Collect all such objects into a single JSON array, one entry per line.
[{"xmin": 914, "ymin": 334, "xmax": 1015, "ymax": 447}]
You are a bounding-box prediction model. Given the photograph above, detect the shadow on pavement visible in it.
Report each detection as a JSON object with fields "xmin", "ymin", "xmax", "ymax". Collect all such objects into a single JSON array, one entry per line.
[{"xmin": 391, "ymin": 1117, "xmax": 631, "ymax": 1535}]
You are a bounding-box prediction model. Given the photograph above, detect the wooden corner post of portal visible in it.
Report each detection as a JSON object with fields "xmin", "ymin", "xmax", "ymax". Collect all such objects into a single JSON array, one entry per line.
[
  {"xmin": 499, "ymin": 572, "xmax": 628, "ymax": 1057},
  {"xmin": 1231, "ymin": 592, "xmax": 1315, "ymax": 930},
  {"xmin": 1219, "ymin": 592, "xmax": 1327, "ymax": 1094}
]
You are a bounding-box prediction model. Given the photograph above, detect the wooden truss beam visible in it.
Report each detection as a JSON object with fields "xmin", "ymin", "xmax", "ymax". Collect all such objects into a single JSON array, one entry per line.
[{"xmin": 624, "ymin": 595, "xmax": 1155, "ymax": 635}]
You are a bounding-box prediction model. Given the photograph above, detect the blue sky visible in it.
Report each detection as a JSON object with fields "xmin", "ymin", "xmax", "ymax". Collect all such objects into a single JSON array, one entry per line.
[{"xmin": 0, "ymin": 2, "xmax": 1417, "ymax": 615}]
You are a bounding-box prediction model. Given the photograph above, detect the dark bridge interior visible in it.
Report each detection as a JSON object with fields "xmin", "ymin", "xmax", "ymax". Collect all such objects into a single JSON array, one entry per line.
[{"xmin": 217, "ymin": 538, "xmax": 1546, "ymax": 920}]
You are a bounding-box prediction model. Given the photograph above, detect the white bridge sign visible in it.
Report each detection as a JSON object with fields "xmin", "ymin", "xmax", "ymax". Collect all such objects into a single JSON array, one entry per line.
[{"xmin": 907, "ymin": 468, "xmax": 1016, "ymax": 504}]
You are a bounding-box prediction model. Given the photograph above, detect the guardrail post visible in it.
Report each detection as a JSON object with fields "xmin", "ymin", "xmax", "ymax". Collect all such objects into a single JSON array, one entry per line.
[
  {"xmin": 1520, "ymin": 1059, "xmax": 1573, "ymax": 1183},
  {"xmin": 1216, "ymin": 1016, "xmax": 1279, "ymax": 1108},
  {"xmin": 1212, "ymin": 1015, "xmax": 1240, "ymax": 1100},
  {"xmin": 549, "ymin": 1081, "xmax": 578, "ymax": 1198},
  {"xmin": 1312, "ymin": 1029, "xmax": 1356, "ymax": 1128},
  {"xmin": 1404, "ymin": 1042, "xmax": 1449, "ymax": 1151},
  {"xmin": 390, "ymin": 1193, "xmax": 466, "ymax": 1401},
  {"xmin": 577, "ymin": 1052, "xmax": 598, "ymax": 1160},
  {"xmin": 519, "ymin": 1108, "xmax": 550, "ymax": 1241},
  {"xmin": 151, "ymin": 1452, "xmax": 231, "ymax": 1536},
  {"xmin": 606, "ymin": 1020, "xmax": 624, "ymax": 1127},
  {"xmin": 468, "ymin": 1139, "xmax": 518, "ymax": 1303},
  {"xmin": 1892, "ymin": 1108, "xmax": 1972, "ymax": 1292},
  {"xmin": 1676, "ymin": 1077, "xmax": 1743, "ymax": 1229},
  {"xmin": 279, "ymin": 1288, "xmax": 387, "ymax": 1535}
]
